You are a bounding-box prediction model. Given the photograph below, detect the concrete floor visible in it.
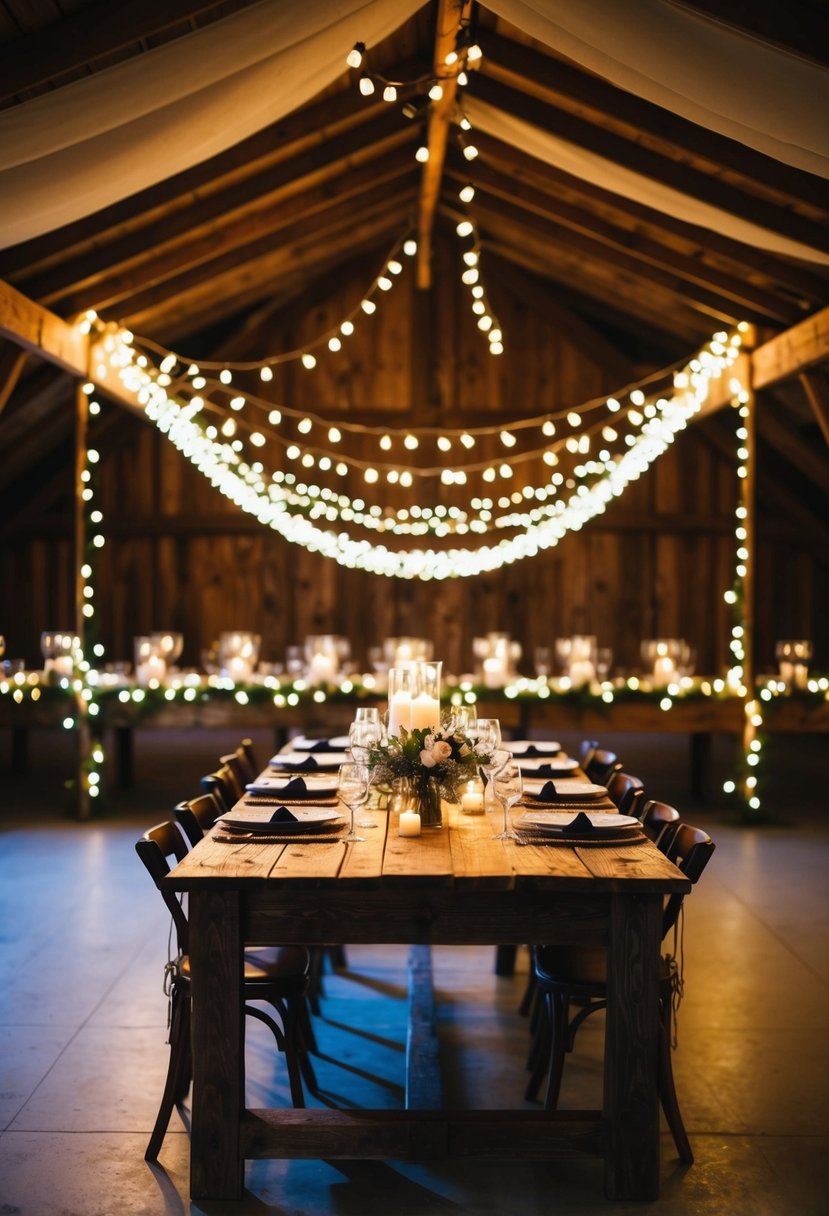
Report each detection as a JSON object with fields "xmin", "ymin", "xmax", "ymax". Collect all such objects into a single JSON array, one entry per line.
[{"xmin": 0, "ymin": 727, "xmax": 827, "ymax": 1214}]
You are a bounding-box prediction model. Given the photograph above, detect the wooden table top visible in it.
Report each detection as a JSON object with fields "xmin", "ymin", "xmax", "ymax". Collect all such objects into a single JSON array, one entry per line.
[{"xmin": 167, "ymin": 794, "xmax": 689, "ymax": 896}]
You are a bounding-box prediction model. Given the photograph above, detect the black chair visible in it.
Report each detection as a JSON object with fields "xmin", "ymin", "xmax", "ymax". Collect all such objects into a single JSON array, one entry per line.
[
  {"xmin": 605, "ymin": 770, "xmax": 645, "ymax": 818},
  {"xmin": 174, "ymin": 789, "xmax": 224, "ymax": 848},
  {"xmin": 585, "ymin": 748, "xmax": 622, "ymax": 785},
  {"xmin": 525, "ymin": 823, "xmax": 715, "ymax": 1163},
  {"xmin": 136, "ymin": 820, "xmax": 316, "ymax": 1161},
  {"xmin": 199, "ymin": 762, "xmax": 240, "ymax": 811},
  {"xmin": 640, "ymin": 798, "xmax": 681, "ymax": 849},
  {"xmin": 579, "ymin": 738, "xmax": 600, "ymax": 771}
]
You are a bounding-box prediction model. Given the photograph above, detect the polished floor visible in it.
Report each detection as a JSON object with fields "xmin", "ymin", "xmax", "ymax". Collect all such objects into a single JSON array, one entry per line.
[{"xmin": 1, "ymin": 727, "xmax": 827, "ymax": 1215}]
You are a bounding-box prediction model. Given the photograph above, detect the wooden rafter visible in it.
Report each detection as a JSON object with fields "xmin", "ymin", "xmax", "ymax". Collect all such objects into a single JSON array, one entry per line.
[
  {"xmin": 0, "ymin": 0, "xmax": 260, "ymax": 103},
  {"xmin": 799, "ymin": 371, "xmax": 829, "ymax": 448},
  {"xmin": 0, "ymin": 343, "xmax": 27, "ymax": 414},
  {"xmin": 471, "ymin": 74, "xmax": 829, "ymax": 256},
  {"xmin": 416, "ymin": 0, "xmax": 472, "ymax": 289}
]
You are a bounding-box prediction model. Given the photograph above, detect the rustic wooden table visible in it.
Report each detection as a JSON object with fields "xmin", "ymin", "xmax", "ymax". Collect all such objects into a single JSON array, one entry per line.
[{"xmin": 167, "ymin": 790, "xmax": 690, "ymax": 1202}]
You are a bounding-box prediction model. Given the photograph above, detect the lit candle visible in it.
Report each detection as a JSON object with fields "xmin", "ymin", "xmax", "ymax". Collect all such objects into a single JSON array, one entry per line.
[
  {"xmin": 409, "ymin": 691, "xmax": 440, "ymax": 731},
  {"xmin": 226, "ymin": 655, "xmax": 251, "ymax": 683},
  {"xmin": 47, "ymin": 656, "xmax": 74, "ymax": 677},
  {"xmin": 388, "ymin": 690, "xmax": 412, "ymax": 737},
  {"xmin": 652, "ymin": 656, "xmax": 677, "ymax": 687},
  {"xmin": 307, "ymin": 652, "xmax": 336, "ymax": 684},
  {"xmin": 398, "ymin": 809, "xmax": 421, "ymax": 837},
  {"xmin": 567, "ymin": 659, "xmax": 595, "ymax": 687},
  {"xmin": 460, "ymin": 781, "xmax": 485, "ymax": 814},
  {"xmin": 482, "ymin": 655, "xmax": 507, "ymax": 688}
]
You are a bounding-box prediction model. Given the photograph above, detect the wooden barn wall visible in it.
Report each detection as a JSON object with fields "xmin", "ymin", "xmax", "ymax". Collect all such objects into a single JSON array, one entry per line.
[{"xmin": 2, "ymin": 246, "xmax": 826, "ymax": 679}]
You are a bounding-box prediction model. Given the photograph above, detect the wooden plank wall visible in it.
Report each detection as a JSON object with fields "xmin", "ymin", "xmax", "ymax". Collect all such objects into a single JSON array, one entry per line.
[{"xmin": 2, "ymin": 239, "xmax": 826, "ymax": 678}]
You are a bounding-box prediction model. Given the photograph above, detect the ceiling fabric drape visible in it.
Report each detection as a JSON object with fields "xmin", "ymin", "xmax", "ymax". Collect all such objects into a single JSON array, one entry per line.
[
  {"xmin": 466, "ymin": 96, "xmax": 829, "ymax": 265},
  {"xmin": 485, "ymin": 0, "xmax": 829, "ymax": 178},
  {"xmin": 0, "ymin": 0, "xmax": 421, "ymax": 249}
]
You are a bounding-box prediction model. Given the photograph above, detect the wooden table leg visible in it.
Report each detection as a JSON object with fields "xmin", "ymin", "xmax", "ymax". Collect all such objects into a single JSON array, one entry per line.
[
  {"xmin": 603, "ymin": 892, "xmax": 662, "ymax": 1200},
  {"xmin": 189, "ymin": 889, "xmax": 244, "ymax": 1200}
]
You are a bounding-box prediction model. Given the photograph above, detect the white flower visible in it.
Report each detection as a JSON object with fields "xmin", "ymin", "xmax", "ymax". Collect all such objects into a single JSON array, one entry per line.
[
  {"xmin": 420, "ymin": 748, "xmax": 437, "ymax": 768},
  {"xmin": 432, "ymin": 740, "xmax": 452, "ymax": 761}
]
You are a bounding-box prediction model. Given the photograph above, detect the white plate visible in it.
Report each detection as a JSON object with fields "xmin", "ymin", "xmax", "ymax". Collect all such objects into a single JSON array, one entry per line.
[
  {"xmin": 515, "ymin": 812, "xmax": 640, "ymax": 833},
  {"xmin": 245, "ymin": 774, "xmax": 337, "ymax": 799},
  {"xmin": 219, "ymin": 806, "xmax": 345, "ymax": 834},
  {"xmin": 518, "ymin": 756, "xmax": 578, "ymax": 774},
  {"xmin": 523, "ymin": 778, "xmax": 608, "ymax": 801},
  {"xmin": 289, "ymin": 735, "xmax": 351, "ymax": 752},
  {"xmin": 508, "ymin": 740, "xmax": 562, "ymax": 756},
  {"xmin": 269, "ymin": 750, "xmax": 349, "ymax": 770}
]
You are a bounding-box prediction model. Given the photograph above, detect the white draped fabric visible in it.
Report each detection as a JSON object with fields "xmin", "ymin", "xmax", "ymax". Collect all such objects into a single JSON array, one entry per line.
[
  {"xmin": 466, "ymin": 97, "xmax": 829, "ymax": 265},
  {"xmin": 486, "ymin": 0, "xmax": 829, "ymax": 178},
  {"xmin": 0, "ymin": 0, "xmax": 421, "ymax": 248},
  {"xmin": 0, "ymin": 0, "xmax": 826, "ymax": 251}
]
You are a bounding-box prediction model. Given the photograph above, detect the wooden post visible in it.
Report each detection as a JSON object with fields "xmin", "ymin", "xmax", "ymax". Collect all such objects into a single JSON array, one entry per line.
[
  {"xmin": 74, "ymin": 381, "xmax": 91, "ymax": 820},
  {"xmin": 737, "ymin": 355, "xmax": 758, "ymax": 810}
]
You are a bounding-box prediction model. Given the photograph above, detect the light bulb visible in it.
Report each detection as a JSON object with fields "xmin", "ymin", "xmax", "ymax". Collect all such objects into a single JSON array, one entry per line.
[
  {"xmin": 361, "ymin": 298, "xmax": 377, "ymax": 314},
  {"xmin": 467, "ymin": 44, "xmax": 482, "ymax": 62},
  {"xmin": 383, "ymin": 84, "xmax": 397, "ymax": 102},
  {"xmin": 388, "ymin": 259, "xmax": 402, "ymax": 274},
  {"xmin": 429, "ymin": 83, "xmax": 443, "ymax": 101},
  {"xmin": 301, "ymin": 353, "xmax": 317, "ymax": 369},
  {"xmin": 463, "ymin": 250, "xmax": 478, "ymax": 266},
  {"xmin": 456, "ymin": 219, "xmax": 474, "ymax": 237},
  {"xmin": 328, "ymin": 427, "xmax": 341, "ymax": 443},
  {"xmin": 377, "ymin": 276, "xmax": 393, "ymax": 291},
  {"xmin": 260, "ymin": 366, "xmax": 273, "ymax": 381},
  {"xmin": 328, "ymin": 336, "xmax": 342, "ymax": 352},
  {"xmin": 359, "ymin": 74, "xmax": 375, "ymax": 96},
  {"xmin": 463, "ymin": 143, "xmax": 478, "ymax": 160},
  {"xmin": 404, "ymin": 434, "xmax": 419, "ymax": 450},
  {"xmin": 461, "ymin": 267, "xmax": 479, "ymax": 284},
  {"xmin": 478, "ymin": 315, "xmax": 493, "ymax": 331},
  {"xmin": 459, "ymin": 183, "xmax": 475, "ymax": 203},
  {"xmin": 268, "ymin": 409, "xmax": 282, "ymax": 425},
  {"xmin": 219, "ymin": 369, "xmax": 232, "ymax": 384},
  {"xmin": 460, "ymin": 115, "xmax": 471, "ymax": 131},
  {"xmin": 445, "ymin": 49, "xmax": 458, "ymax": 66},
  {"xmin": 457, "ymin": 71, "xmax": 468, "ymax": 86},
  {"xmin": 341, "ymin": 320, "xmax": 354, "ymax": 335},
  {"xmin": 380, "ymin": 434, "xmax": 392, "ymax": 450},
  {"xmin": 415, "ymin": 145, "xmax": 429, "ymax": 163},
  {"xmin": 346, "ymin": 42, "xmax": 364, "ymax": 69},
  {"xmin": 297, "ymin": 417, "xmax": 312, "ymax": 434},
  {"xmin": 403, "ymin": 239, "xmax": 417, "ymax": 256}
]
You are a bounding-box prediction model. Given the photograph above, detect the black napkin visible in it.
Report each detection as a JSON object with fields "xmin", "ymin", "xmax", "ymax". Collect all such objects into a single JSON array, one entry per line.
[
  {"xmin": 275, "ymin": 776, "xmax": 308, "ymax": 798},
  {"xmin": 530, "ymin": 763, "xmax": 563, "ymax": 778},
  {"xmin": 291, "ymin": 755, "xmax": 320, "ymax": 771},
  {"xmin": 308, "ymin": 739, "xmax": 335, "ymax": 753},
  {"xmin": 531, "ymin": 780, "xmax": 560, "ymax": 802},
  {"xmin": 269, "ymin": 806, "xmax": 298, "ymax": 823},
  {"xmin": 522, "ymin": 744, "xmax": 557, "ymax": 757},
  {"xmin": 560, "ymin": 811, "xmax": 595, "ymax": 836}
]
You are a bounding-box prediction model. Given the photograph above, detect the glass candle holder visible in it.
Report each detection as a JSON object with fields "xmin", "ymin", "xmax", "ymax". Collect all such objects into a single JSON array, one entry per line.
[
  {"xmin": 387, "ymin": 666, "xmax": 413, "ymax": 737},
  {"xmin": 411, "ymin": 660, "xmax": 442, "ymax": 732},
  {"xmin": 642, "ymin": 638, "xmax": 685, "ymax": 687},
  {"xmin": 304, "ymin": 634, "xmax": 339, "ymax": 685},
  {"xmin": 134, "ymin": 635, "xmax": 167, "ymax": 685},
  {"xmin": 775, "ymin": 640, "xmax": 812, "ymax": 690},
  {"xmin": 218, "ymin": 631, "xmax": 261, "ymax": 682},
  {"xmin": 41, "ymin": 631, "xmax": 79, "ymax": 677}
]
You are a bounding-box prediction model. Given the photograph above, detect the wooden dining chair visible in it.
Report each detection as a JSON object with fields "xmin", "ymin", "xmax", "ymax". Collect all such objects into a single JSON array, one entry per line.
[
  {"xmin": 136, "ymin": 820, "xmax": 316, "ymax": 1161},
  {"xmin": 199, "ymin": 762, "xmax": 240, "ymax": 810},
  {"xmin": 584, "ymin": 748, "xmax": 622, "ymax": 785},
  {"xmin": 640, "ymin": 799, "xmax": 681, "ymax": 850},
  {"xmin": 219, "ymin": 743, "xmax": 258, "ymax": 796},
  {"xmin": 524, "ymin": 823, "xmax": 715, "ymax": 1163},
  {"xmin": 579, "ymin": 738, "xmax": 600, "ymax": 771},
  {"xmin": 605, "ymin": 770, "xmax": 645, "ymax": 818},
  {"xmin": 173, "ymin": 789, "xmax": 224, "ymax": 848}
]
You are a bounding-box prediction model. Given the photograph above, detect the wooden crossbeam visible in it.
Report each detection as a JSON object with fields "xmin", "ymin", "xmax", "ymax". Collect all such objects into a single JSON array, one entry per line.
[
  {"xmin": 799, "ymin": 371, "xmax": 829, "ymax": 448},
  {"xmin": 416, "ymin": 0, "xmax": 473, "ymax": 289}
]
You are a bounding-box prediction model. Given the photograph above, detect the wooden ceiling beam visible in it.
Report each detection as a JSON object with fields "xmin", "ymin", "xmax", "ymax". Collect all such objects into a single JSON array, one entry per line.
[
  {"xmin": 416, "ymin": 0, "xmax": 472, "ymax": 289},
  {"xmin": 672, "ymin": 0, "xmax": 829, "ymax": 68},
  {"xmin": 49, "ymin": 151, "xmax": 416, "ymax": 317},
  {"xmin": 799, "ymin": 370, "xmax": 829, "ymax": 448},
  {"xmin": 20, "ymin": 113, "xmax": 412, "ymax": 305},
  {"xmin": 752, "ymin": 306, "xmax": 829, "ymax": 390},
  {"xmin": 482, "ymin": 31, "xmax": 829, "ymax": 211},
  {"xmin": 468, "ymin": 190, "xmax": 743, "ymax": 325},
  {"xmin": 471, "ymin": 74, "xmax": 829, "ymax": 256},
  {"xmin": 445, "ymin": 159, "xmax": 799, "ymax": 325},
  {"xmin": 0, "ymin": 0, "xmax": 260, "ymax": 102},
  {"xmin": 480, "ymin": 234, "xmax": 706, "ymax": 349},
  {"xmin": 116, "ymin": 178, "xmax": 417, "ymax": 329},
  {"xmin": 0, "ymin": 342, "xmax": 28, "ymax": 414},
  {"xmin": 465, "ymin": 132, "xmax": 829, "ymax": 306}
]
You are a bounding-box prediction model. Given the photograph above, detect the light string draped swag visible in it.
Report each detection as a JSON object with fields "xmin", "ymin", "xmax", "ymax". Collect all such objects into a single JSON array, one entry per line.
[
  {"xmin": 0, "ymin": 1, "xmax": 828, "ymax": 253},
  {"xmin": 106, "ymin": 316, "xmax": 747, "ymax": 580}
]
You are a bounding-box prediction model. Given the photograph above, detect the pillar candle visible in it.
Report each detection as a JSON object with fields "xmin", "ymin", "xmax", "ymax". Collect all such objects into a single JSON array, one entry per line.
[
  {"xmin": 460, "ymin": 782, "xmax": 485, "ymax": 814},
  {"xmin": 387, "ymin": 690, "xmax": 412, "ymax": 737},
  {"xmin": 409, "ymin": 692, "xmax": 440, "ymax": 732},
  {"xmin": 398, "ymin": 809, "xmax": 421, "ymax": 837}
]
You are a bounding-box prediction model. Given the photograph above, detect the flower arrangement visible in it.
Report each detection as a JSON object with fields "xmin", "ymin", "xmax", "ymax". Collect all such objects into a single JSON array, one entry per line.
[{"xmin": 368, "ymin": 726, "xmax": 492, "ymax": 826}]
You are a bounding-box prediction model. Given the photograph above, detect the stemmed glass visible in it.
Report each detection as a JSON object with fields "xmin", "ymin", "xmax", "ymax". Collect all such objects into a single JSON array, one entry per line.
[
  {"xmin": 338, "ymin": 762, "xmax": 369, "ymax": 843},
  {"xmin": 491, "ymin": 758, "xmax": 523, "ymax": 841},
  {"xmin": 349, "ymin": 718, "xmax": 383, "ymax": 828},
  {"xmin": 475, "ymin": 718, "xmax": 502, "ymax": 809}
]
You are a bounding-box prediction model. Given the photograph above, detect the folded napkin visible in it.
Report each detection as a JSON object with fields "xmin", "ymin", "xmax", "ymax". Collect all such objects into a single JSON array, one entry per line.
[
  {"xmin": 520, "ymin": 744, "xmax": 560, "ymax": 757},
  {"xmin": 269, "ymin": 806, "xmax": 298, "ymax": 823},
  {"xmin": 275, "ymin": 776, "xmax": 309, "ymax": 798},
  {"xmin": 291, "ymin": 755, "xmax": 320, "ymax": 771},
  {"xmin": 560, "ymin": 811, "xmax": 595, "ymax": 836},
  {"xmin": 530, "ymin": 764, "xmax": 564, "ymax": 778},
  {"xmin": 303, "ymin": 739, "xmax": 336, "ymax": 752},
  {"xmin": 528, "ymin": 780, "xmax": 560, "ymax": 802}
]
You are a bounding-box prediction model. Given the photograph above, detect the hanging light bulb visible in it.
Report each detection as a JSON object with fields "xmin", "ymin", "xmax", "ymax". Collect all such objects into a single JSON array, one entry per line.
[
  {"xmin": 463, "ymin": 143, "xmax": 479, "ymax": 160},
  {"xmin": 260, "ymin": 366, "xmax": 273, "ymax": 382},
  {"xmin": 383, "ymin": 84, "xmax": 397, "ymax": 103},
  {"xmin": 359, "ymin": 73, "xmax": 375, "ymax": 96},
  {"xmin": 347, "ymin": 42, "xmax": 365, "ymax": 69},
  {"xmin": 461, "ymin": 267, "xmax": 479, "ymax": 285},
  {"xmin": 403, "ymin": 239, "xmax": 417, "ymax": 256},
  {"xmin": 415, "ymin": 145, "xmax": 429, "ymax": 163},
  {"xmin": 328, "ymin": 336, "xmax": 342, "ymax": 352},
  {"xmin": 429, "ymin": 83, "xmax": 443, "ymax": 101},
  {"xmin": 459, "ymin": 183, "xmax": 475, "ymax": 203},
  {"xmin": 463, "ymin": 250, "xmax": 478, "ymax": 266},
  {"xmin": 456, "ymin": 219, "xmax": 474, "ymax": 237},
  {"xmin": 404, "ymin": 434, "xmax": 419, "ymax": 450},
  {"xmin": 444, "ymin": 49, "xmax": 459, "ymax": 66},
  {"xmin": 328, "ymin": 427, "xmax": 341, "ymax": 443},
  {"xmin": 377, "ymin": 275, "xmax": 393, "ymax": 291},
  {"xmin": 388, "ymin": 259, "xmax": 403, "ymax": 275},
  {"xmin": 301, "ymin": 353, "xmax": 317, "ymax": 369},
  {"xmin": 341, "ymin": 320, "xmax": 354, "ymax": 335},
  {"xmin": 457, "ymin": 71, "xmax": 468, "ymax": 86},
  {"xmin": 380, "ymin": 434, "xmax": 392, "ymax": 451},
  {"xmin": 459, "ymin": 115, "xmax": 471, "ymax": 131},
  {"xmin": 361, "ymin": 298, "xmax": 377, "ymax": 314},
  {"xmin": 219, "ymin": 368, "xmax": 232, "ymax": 384}
]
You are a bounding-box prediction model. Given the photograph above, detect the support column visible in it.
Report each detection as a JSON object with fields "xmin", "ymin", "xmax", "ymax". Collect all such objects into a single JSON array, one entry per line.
[{"xmin": 74, "ymin": 381, "xmax": 91, "ymax": 820}]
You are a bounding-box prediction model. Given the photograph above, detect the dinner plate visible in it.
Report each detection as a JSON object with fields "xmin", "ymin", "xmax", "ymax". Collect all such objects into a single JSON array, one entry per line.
[
  {"xmin": 289, "ymin": 734, "xmax": 351, "ymax": 752},
  {"xmin": 518, "ymin": 756, "xmax": 579, "ymax": 775},
  {"xmin": 245, "ymin": 774, "xmax": 338, "ymax": 799},
  {"xmin": 523, "ymin": 778, "xmax": 608, "ymax": 801},
  {"xmin": 268, "ymin": 750, "xmax": 349, "ymax": 771},
  {"xmin": 507, "ymin": 739, "xmax": 562, "ymax": 756},
  {"xmin": 514, "ymin": 811, "xmax": 641, "ymax": 834},
  {"xmin": 218, "ymin": 806, "xmax": 345, "ymax": 835}
]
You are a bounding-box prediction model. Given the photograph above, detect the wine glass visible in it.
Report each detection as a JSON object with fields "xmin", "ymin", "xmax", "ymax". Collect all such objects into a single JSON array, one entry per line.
[
  {"xmin": 338, "ymin": 762, "xmax": 369, "ymax": 843},
  {"xmin": 491, "ymin": 758, "xmax": 523, "ymax": 841},
  {"xmin": 475, "ymin": 718, "xmax": 502, "ymax": 809},
  {"xmin": 349, "ymin": 720, "xmax": 382, "ymax": 828}
]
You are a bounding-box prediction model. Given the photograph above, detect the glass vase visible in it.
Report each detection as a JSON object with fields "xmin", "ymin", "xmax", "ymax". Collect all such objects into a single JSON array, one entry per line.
[{"xmin": 410, "ymin": 775, "xmax": 444, "ymax": 829}]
